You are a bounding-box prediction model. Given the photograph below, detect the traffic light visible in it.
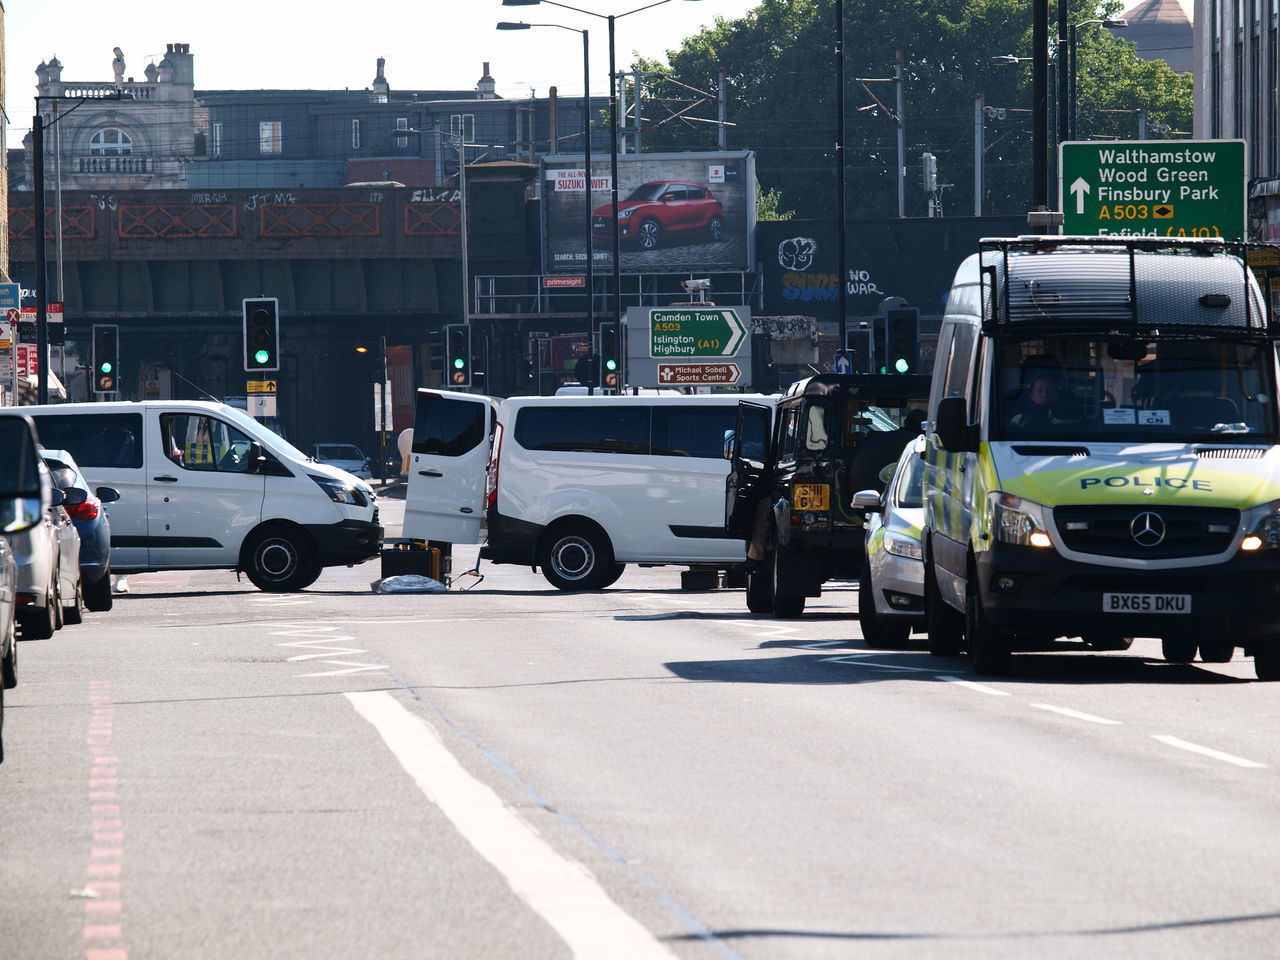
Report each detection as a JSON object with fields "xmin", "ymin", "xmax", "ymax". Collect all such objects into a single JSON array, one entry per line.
[
  {"xmin": 886, "ymin": 307, "xmax": 920, "ymax": 375},
  {"xmin": 844, "ymin": 328, "xmax": 872, "ymax": 374},
  {"xmin": 445, "ymin": 323, "xmax": 471, "ymax": 387},
  {"xmin": 922, "ymin": 152, "xmax": 937, "ymax": 192},
  {"xmin": 873, "ymin": 317, "xmax": 887, "ymax": 374},
  {"xmin": 574, "ymin": 353, "xmax": 599, "ymax": 388},
  {"xmin": 92, "ymin": 324, "xmax": 119, "ymax": 394},
  {"xmin": 242, "ymin": 297, "xmax": 280, "ymax": 372},
  {"xmin": 598, "ymin": 323, "xmax": 619, "ymax": 389}
]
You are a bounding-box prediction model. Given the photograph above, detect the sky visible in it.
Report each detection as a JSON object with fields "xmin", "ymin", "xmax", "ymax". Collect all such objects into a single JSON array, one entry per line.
[{"xmin": 6, "ymin": 0, "xmax": 761, "ymax": 135}]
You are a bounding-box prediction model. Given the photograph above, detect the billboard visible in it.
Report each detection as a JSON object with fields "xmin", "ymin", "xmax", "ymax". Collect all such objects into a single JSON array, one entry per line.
[{"xmin": 541, "ymin": 151, "xmax": 755, "ymax": 275}]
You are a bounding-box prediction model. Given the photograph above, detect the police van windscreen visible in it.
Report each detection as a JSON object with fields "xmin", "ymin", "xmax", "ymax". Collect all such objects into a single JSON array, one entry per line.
[{"xmin": 996, "ymin": 337, "xmax": 1277, "ymax": 442}]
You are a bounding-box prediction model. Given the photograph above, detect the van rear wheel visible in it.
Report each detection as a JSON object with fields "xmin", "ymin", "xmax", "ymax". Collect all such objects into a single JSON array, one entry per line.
[
  {"xmin": 539, "ymin": 522, "xmax": 614, "ymax": 591},
  {"xmin": 1161, "ymin": 636, "xmax": 1198, "ymax": 664},
  {"xmin": 1253, "ymin": 643, "xmax": 1280, "ymax": 680},
  {"xmin": 244, "ymin": 527, "xmax": 316, "ymax": 592}
]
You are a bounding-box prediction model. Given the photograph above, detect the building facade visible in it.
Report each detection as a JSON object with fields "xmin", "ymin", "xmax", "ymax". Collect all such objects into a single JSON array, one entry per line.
[{"xmin": 1194, "ymin": 0, "xmax": 1280, "ymax": 237}]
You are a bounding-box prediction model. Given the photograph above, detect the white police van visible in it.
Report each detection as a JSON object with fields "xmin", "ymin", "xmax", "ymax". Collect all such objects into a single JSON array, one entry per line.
[
  {"xmin": 924, "ymin": 236, "xmax": 1280, "ymax": 678},
  {"xmin": 405, "ymin": 389, "xmax": 772, "ymax": 590}
]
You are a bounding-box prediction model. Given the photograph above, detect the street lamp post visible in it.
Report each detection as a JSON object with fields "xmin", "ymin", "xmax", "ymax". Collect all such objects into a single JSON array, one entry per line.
[
  {"xmin": 1070, "ymin": 18, "xmax": 1128, "ymax": 141},
  {"xmin": 502, "ymin": 0, "xmax": 704, "ymax": 392},
  {"xmin": 497, "ymin": 20, "xmax": 595, "ymax": 390},
  {"xmin": 31, "ymin": 90, "xmax": 132, "ymax": 404}
]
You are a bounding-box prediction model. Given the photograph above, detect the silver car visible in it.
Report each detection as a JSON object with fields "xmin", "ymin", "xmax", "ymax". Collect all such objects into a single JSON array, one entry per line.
[
  {"xmin": 0, "ymin": 414, "xmax": 83, "ymax": 640},
  {"xmin": 853, "ymin": 434, "xmax": 926, "ymax": 647},
  {"xmin": 310, "ymin": 443, "xmax": 372, "ymax": 480}
]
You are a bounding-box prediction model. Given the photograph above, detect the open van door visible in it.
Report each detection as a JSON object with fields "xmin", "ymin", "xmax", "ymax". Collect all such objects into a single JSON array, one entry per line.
[
  {"xmin": 404, "ymin": 389, "xmax": 495, "ymax": 544},
  {"xmin": 724, "ymin": 400, "xmax": 774, "ymax": 539}
]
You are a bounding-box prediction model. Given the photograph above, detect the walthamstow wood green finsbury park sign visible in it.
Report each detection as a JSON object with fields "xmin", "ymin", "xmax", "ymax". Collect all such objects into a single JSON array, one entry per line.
[{"xmin": 1059, "ymin": 139, "xmax": 1245, "ymax": 240}]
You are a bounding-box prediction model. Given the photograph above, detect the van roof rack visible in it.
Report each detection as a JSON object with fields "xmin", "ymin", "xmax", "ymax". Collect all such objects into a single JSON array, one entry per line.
[{"xmin": 976, "ymin": 236, "xmax": 1280, "ymax": 337}]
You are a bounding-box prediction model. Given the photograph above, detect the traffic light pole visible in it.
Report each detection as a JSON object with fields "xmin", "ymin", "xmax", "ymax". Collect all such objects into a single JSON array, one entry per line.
[{"xmin": 32, "ymin": 115, "xmax": 48, "ymax": 404}]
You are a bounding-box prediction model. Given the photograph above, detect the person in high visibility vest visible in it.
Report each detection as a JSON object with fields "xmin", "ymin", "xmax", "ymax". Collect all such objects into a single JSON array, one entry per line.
[{"xmin": 185, "ymin": 417, "xmax": 216, "ymax": 466}]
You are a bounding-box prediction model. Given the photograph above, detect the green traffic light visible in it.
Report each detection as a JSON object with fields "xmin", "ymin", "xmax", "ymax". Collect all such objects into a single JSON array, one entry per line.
[
  {"xmin": 605, "ymin": 359, "xmax": 617, "ymax": 371},
  {"xmin": 894, "ymin": 357, "xmax": 910, "ymax": 374},
  {"xmin": 99, "ymin": 361, "xmax": 113, "ymax": 374},
  {"xmin": 254, "ymin": 349, "xmax": 271, "ymax": 365},
  {"xmin": 453, "ymin": 357, "xmax": 465, "ymax": 370}
]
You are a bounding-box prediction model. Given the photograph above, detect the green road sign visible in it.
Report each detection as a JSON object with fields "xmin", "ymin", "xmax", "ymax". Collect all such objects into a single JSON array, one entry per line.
[
  {"xmin": 1059, "ymin": 139, "xmax": 1246, "ymax": 239},
  {"xmin": 648, "ymin": 307, "xmax": 748, "ymax": 359}
]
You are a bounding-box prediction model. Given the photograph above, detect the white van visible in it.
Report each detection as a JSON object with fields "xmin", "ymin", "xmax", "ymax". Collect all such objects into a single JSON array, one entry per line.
[
  {"xmin": 924, "ymin": 235, "xmax": 1280, "ymax": 679},
  {"xmin": 22, "ymin": 400, "xmax": 383, "ymax": 591},
  {"xmin": 405, "ymin": 390, "xmax": 773, "ymax": 590}
]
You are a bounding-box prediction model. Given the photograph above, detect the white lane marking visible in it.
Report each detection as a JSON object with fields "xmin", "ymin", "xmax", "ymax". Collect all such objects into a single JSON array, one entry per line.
[
  {"xmin": 1152, "ymin": 735, "xmax": 1267, "ymax": 769},
  {"xmin": 1031, "ymin": 703, "xmax": 1122, "ymax": 725},
  {"xmin": 821, "ymin": 655, "xmax": 935, "ymax": 672},
  {"xmin": 346, "ymin": 691, "xmax": 678, "ymax": 959},
  {"xmin": 800, "ymin": 640, "xmax": 847, "ymax": 649},
  {"xmin": 938, "ymin": 676, "xmax": 1012, "ymax": 696},
  {"xmin": 298, "ymin": 661, "xmax": 389, "ymax": 677}
]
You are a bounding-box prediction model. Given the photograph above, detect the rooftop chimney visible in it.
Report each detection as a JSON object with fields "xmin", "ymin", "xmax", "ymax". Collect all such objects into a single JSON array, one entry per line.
[{"xmin": 476, "ymin": 61, "xmax": 496, "ymax": 99}]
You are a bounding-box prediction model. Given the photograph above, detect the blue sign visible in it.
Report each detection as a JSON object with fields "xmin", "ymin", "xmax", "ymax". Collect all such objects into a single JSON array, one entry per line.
[
  {"xmin": 833, "ymin": 353, "xmax": 853, "ymax": 375},
  {"xmin": 0, "ymin": 283, "xmax": 19, "ymax": 311},
  {"xmin": 13, "ymin": 278, "xmax": 36, "ymax": 308}
]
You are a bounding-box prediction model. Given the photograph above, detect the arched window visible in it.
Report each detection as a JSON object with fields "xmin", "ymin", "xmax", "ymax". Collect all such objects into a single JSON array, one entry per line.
[{"xmin": 89, "ymin": 128, "xmax": 133, "ymax": 156}]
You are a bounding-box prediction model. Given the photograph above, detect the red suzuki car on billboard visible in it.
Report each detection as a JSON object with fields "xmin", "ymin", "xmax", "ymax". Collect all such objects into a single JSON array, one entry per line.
[{"xmin": 592, "ymin": 181, "xmax": 725, "ymax": 250}]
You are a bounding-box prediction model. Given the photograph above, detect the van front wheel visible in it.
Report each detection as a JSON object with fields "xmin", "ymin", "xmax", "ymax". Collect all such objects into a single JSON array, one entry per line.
[
  {"xmin": 244, "ymin": 527, "xmax": 316, "ymax": 592},
  {"xmin": 539, "ymin": 523, "xmax": 614, "ymax": 591}
]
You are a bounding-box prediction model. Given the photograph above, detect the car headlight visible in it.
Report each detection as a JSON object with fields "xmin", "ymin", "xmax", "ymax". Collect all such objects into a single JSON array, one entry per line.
[
  {"xmin": 989, "ymin": 492, "xmax": 1053, "ymax": 548},
  {"xmin": 884, "ymin": 533, "xmax": 923, "ymax": 560},
  {"xmin": 618, "ymin": 208, "xmax": 638, "ymax": 218},
  {"xmin": 1241, "ymin": 498, "xmax": 1280, "ymax": 550},
  {"xmin": 310, "ymin": 474, "xmax": 366, "ymax": 506}
]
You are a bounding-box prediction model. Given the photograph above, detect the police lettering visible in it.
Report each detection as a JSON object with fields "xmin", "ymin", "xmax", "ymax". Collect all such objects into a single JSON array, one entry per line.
[{"xmin": 1080, "ymin": 476, "xmax": 1210, "ymax": 491}]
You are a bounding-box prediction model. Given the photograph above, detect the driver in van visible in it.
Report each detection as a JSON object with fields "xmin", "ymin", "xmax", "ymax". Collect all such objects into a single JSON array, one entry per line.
[{"xmin": 1010, "ymin": 372, "xmax": 1083, "ymax": 429}]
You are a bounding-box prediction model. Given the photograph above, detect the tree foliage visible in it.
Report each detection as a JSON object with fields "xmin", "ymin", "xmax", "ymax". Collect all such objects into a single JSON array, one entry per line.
[{"xmin": 632, "ymin": 0, "xmax": 1193, "ymax": 219}]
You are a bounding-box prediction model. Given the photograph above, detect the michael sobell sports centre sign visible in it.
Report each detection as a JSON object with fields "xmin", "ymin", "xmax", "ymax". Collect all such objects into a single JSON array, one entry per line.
[{"xmin": 1059, "ymin": 139, "xmax": 1245, "ymax": 239}]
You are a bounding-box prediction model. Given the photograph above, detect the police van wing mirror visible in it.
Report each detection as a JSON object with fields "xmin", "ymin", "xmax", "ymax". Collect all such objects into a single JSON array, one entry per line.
[
  {"xmin": 723, "ymin": 429, "xmax": 736, "ymax": 460},
  {"xmin": 248, "ymin": 440, "xmax": 266, "ymax": 473},
  {"xmin": 935, "ymin": 397, "xmax": 977, "ymax": 452}
]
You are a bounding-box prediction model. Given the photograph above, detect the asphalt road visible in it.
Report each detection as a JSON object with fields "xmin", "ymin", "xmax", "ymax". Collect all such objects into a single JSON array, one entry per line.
[{"xmin": 2, "ymin": 492, "xmax": 1278, "ymax": 959}]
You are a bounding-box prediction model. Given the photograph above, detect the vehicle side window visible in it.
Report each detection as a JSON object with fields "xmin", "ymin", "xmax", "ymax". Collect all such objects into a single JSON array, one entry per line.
[
  {"xmin": 652, "ymin": 406, "xmax": 736, "ymax": 459},
  {"xmin": 413, "ymin": 395, "xmax": 485, "ymax": 457},
  {"xmin": 943, "ymin": 324, "xmax": 979, "ymax": 402},
  {"xmin": 25, "ymin": 413, "xmax": 144, "ymax": 469},
  {"xmin": 776, "ymin": 405, "xmax": 802, "ymax": 462},
  {"xmin": 514, "ymin": 405, "xmax": 650, "ymax": 455},
  {"xmin": 160, "ymin": 414, "xmax": 255, "ymax": 473}
]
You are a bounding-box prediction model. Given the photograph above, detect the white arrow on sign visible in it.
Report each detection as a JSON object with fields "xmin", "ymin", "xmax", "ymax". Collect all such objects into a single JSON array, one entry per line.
[
  {"xmin": 1070, "ymin": 176, "xmax": 1091, "ymax": 215},
  {"xmin": 720, "ymin": 309, "xmax": 747, "ymax": 356}
]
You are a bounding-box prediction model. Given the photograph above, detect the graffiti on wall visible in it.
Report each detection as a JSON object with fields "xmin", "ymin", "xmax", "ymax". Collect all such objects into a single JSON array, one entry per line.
[{"xmin": 777, "ymin": 236, "xmax": 885, "ymax": 303}]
